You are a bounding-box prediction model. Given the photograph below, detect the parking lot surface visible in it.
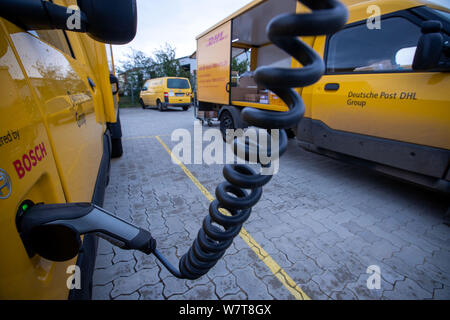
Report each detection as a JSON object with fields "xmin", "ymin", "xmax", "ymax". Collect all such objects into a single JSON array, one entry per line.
[{"xmin": 92, "ymin": 107, "xmax": 450, "ymax": 300}]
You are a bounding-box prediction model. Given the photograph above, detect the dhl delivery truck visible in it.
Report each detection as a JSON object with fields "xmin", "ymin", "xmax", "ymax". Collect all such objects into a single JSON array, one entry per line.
[
  {"xmin": 0, "ymin": 0, "xmax": 136, "ymax": 299},
  {"xmin": 196, "ymin": 0, "xmax": 449, "ymax": 191}
]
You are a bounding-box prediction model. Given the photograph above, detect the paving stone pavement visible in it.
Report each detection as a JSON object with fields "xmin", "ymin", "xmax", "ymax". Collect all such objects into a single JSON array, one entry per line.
[{"xmin": 92, "ymin": 107, "xmax": 450, "ymax": 300}]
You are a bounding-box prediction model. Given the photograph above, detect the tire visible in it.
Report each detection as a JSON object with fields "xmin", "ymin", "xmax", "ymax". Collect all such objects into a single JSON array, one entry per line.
[
  {"xmin": 183, "ymin": 106, "xmax": 189, "ymax": 111},
  {"xmin": 157, "ymin": 100, "xmax": 164, "ymax": 112},
  {"xmin": 286, "ymin": 128, "xmax": 296, "ymax": 139},
  {"xmin": 111, "ymin": 138, "xmax": 123, "ymax": 158},
  {"xmin": 219, "ymin": 111, "xmax": 235, "ymax": 141},
  {"xmin": 140, "ymin": 99, "xmax": 146, "ymax": 109}
]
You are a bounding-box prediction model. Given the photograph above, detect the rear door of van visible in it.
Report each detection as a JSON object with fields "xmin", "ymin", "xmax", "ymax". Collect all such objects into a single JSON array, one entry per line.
[{"xmin": 166, "ymin": 78, "xmax": 191, "ymax": 104}]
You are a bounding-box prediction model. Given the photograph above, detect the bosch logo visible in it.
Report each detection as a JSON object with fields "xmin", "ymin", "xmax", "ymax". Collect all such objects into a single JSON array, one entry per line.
[{"xmin": 0, "ymin": 169, "xmax": 12, "ymax": 199}]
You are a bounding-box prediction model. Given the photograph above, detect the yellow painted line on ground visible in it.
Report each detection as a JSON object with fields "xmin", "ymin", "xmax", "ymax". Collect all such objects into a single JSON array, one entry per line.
[
  {"xmin": 124, "ymin": 134, "xmax": 170, "ymax": 141},
  {"xmin": 155, "ymin": 135, "xmax": 311, "ymax": 300}
]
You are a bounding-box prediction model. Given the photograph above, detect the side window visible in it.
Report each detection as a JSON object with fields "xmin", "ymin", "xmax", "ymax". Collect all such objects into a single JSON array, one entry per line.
[
  {"xmin": 29, "ymin": 30, "xmax": 74, "ymax": 58},
  {"xmin": 326, "ymin": 16, "xmax": 422, "ymax": 73}
]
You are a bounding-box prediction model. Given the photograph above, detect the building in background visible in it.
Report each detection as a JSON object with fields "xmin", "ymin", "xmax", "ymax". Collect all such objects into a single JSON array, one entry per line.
[{"xmin": 178, "ymin": 52, "xmax": 197, "ymax": 74}]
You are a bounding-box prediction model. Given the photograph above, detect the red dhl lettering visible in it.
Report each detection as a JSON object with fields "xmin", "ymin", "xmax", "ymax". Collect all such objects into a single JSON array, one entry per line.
[{"xmin": 13, "ymin": 142, "xmax": 47, "ymax": 179}]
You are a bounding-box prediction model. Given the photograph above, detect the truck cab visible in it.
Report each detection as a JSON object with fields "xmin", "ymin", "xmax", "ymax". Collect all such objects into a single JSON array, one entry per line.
[
  {"xmin": 295, "ymin": 0, "xmax": 450, "ymax": 191},
  {"xmin": 197, "ymin": 0, "xmax": 449, "ymax": 191}
]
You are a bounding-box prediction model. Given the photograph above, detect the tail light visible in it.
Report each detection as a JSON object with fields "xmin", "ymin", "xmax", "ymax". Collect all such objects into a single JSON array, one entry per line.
[{"xmin": 164, "ymin": 92, "xmax": 169, "ymax": 98}]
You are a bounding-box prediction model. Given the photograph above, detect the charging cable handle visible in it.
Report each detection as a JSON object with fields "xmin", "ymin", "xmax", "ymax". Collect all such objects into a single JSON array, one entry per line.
[{"xmin": 18, "ymin": 202, "xmax": 156, "ymax": 262}]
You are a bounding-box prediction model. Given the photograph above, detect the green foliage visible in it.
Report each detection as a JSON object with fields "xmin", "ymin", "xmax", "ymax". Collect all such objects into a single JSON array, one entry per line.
[
  {"xmin": 118, "ymin": 43, "xmax": 194, "ymax": 104},
  {"xmin": 231, "ymin": 57, "xmax": 249, "ymax": 75},
  {"xmin": 153, "ymin": 44, "xmax": 189, "ymax": 78},
  {"xmin": 118, "ymin": 49, "xmax": 154, "ymax": 100}
]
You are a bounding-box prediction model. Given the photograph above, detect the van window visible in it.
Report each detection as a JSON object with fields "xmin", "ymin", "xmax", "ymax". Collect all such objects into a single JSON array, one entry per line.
[
  {"xmin": 430, "ymin": 8, "xmax": 450, "ymax": 24},
  {"xmin": 326, "ymin": 17, "xmax": 422, "ymax": 73},
  {"xmin": 30, "ymin": 30, "xmax": 74, "ymax": 58},
  {"xmin": 167, "ymin": 78, "xmax": 190, "ymax": 89}
]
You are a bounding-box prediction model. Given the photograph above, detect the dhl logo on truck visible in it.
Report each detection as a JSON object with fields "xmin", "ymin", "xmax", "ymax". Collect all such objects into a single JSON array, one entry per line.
[{"xmin": 207, "ymin": 31, "xmax": 227, "ymax": 47}]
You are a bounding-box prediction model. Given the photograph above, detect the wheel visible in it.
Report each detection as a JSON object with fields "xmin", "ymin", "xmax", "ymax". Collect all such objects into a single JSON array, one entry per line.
[
  {"xmin": 157, "ymin": 100, "xmax": 163, "ymax": 112},
  {"xmin": 111, "ymin": 138, "xmax": 123, "ymax": 158},
  {"xmin": 183, "ymin": 106, "xmax": 189, "ymax": 111},
  {"xmin": 140, "ymin": 99, "xmax": 146, "ymax": 109},
  {"xmin": 286, "ymin": 128, "xmax": 296, "ymax": 139},
  {"xmin": 207, "ymin": 120, "xmax": 213, "ymax": 127},
  {"xmin": 219, "ymin": 111, "xmax": 235, "ymax": 141}
]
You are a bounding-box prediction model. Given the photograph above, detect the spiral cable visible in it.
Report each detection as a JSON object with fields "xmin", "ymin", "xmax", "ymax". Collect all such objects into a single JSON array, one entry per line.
[{"xmin": 154, "ymin": 0, "xmax": 348, "ymax": 280}]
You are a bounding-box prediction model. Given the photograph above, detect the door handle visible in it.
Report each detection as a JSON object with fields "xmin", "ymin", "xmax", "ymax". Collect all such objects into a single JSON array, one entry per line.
[{"xmin": 324, "ymin": 83, "xmax": 339, "ymax": 91}]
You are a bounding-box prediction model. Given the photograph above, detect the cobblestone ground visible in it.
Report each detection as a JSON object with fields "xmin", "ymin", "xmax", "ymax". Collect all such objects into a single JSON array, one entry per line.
[{"xmin": 92, "ymin": 107, "xmax": 450, "ymax": 300}]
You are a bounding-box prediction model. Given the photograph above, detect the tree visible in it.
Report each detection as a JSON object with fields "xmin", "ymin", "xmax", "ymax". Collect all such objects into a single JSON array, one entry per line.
[
  {"xmin": 153, "ymin": 43, "xmax": 190, "ymax": 79},
  {"xmin": 232, "ymin": 57, "xmax": 249, "ymax": 75},
  {"xmin": 118, "ymin": 49, "xmax": 154, "ymax": 101},
  {"xmin": 117, "ymin": 43, "xmax": 194, "ymax": 105}
]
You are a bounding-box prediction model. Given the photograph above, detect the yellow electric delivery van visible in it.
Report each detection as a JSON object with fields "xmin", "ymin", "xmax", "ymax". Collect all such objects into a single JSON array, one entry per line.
[
  {"xmin": 196, "ymin": 0, "xmax": 450, "ymax": 191},
  {"xmin": 140, "ymin": 77, "xmax": 192, "ymax": 111}
]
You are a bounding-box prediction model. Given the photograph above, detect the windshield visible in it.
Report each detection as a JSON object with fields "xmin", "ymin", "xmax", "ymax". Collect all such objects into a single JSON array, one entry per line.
[
  {"xmin": 167, "ymin": 79, "xmax": 190, "ymax": 89},
  {"xmin": 431, "ymin": 8, "xmax": 450, "ymax": 23}
]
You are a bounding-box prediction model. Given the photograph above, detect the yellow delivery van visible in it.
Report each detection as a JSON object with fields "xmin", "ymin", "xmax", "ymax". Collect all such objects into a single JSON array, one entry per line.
[
  {"xmin": 140, "ymin": 77, "xmax": 192, "ymax": 111},
  {"xmin": 197, "ymin": 0, "xmax": 450, "ymax": 191},
  {"xmin": 0, "ymin": 0, "xmax": 136, "ymax": 299}
]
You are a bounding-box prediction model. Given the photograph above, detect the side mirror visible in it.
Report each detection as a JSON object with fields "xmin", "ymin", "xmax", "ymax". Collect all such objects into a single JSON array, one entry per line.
[
  {"xmin": 77, "ymin": 0, "xmax": 137, "ymax": 45},
  {"xmin": 0, "ymin": 0, "xmax": 137, "ymax": 45},
  {"xmin": 413, "ymin": 21, "xmax": 449, "ymax": 71}
]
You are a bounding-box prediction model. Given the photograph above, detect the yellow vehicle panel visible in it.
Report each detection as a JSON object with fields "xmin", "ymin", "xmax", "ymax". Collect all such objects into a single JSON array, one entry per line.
[
  {"xmin": 197, "ymin": 20, "xmax": 232, "ymax": 105},
  {"xmin": 310, "ymin": 35, "xmax": 450, "ymax": 150},
  {"xmin": 0, "ymin": 21, "xmax": 76, "ymax": 299},
  {"xmin": 6, "ymin": 25, "xmax": 103, "ymax": 203},
  {"xmin": 345, "ymin": 0, "xmax": 448, "ymax": 24}
]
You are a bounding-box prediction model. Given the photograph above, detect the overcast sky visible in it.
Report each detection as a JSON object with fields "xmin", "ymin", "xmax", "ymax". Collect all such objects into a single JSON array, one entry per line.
[
  {"xmin": 112, "ymin": 0, "xmax": 253, "ymax": 67},
  {"xmin": 112, "ymin": 0, "xmax": 450, "ymax": 67}
]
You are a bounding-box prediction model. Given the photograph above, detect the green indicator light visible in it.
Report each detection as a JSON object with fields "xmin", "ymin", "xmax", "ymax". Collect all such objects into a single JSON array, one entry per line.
[{"xmin": 22, "ymin": 204, "xmax": 28, "ymax": 212}]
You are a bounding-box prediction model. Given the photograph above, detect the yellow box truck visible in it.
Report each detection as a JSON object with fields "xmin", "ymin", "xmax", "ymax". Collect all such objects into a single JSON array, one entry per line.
[
  {"xmin": 196, "ymin": 0, "xmax": 295, "ymax": 136},
  {"xmin": 0, "ymin": 0, "xmax": 136, "ymax": 299},
  {"xmin": 196, "ymin": 0, "xmax": 450, "ymax": 191}
]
